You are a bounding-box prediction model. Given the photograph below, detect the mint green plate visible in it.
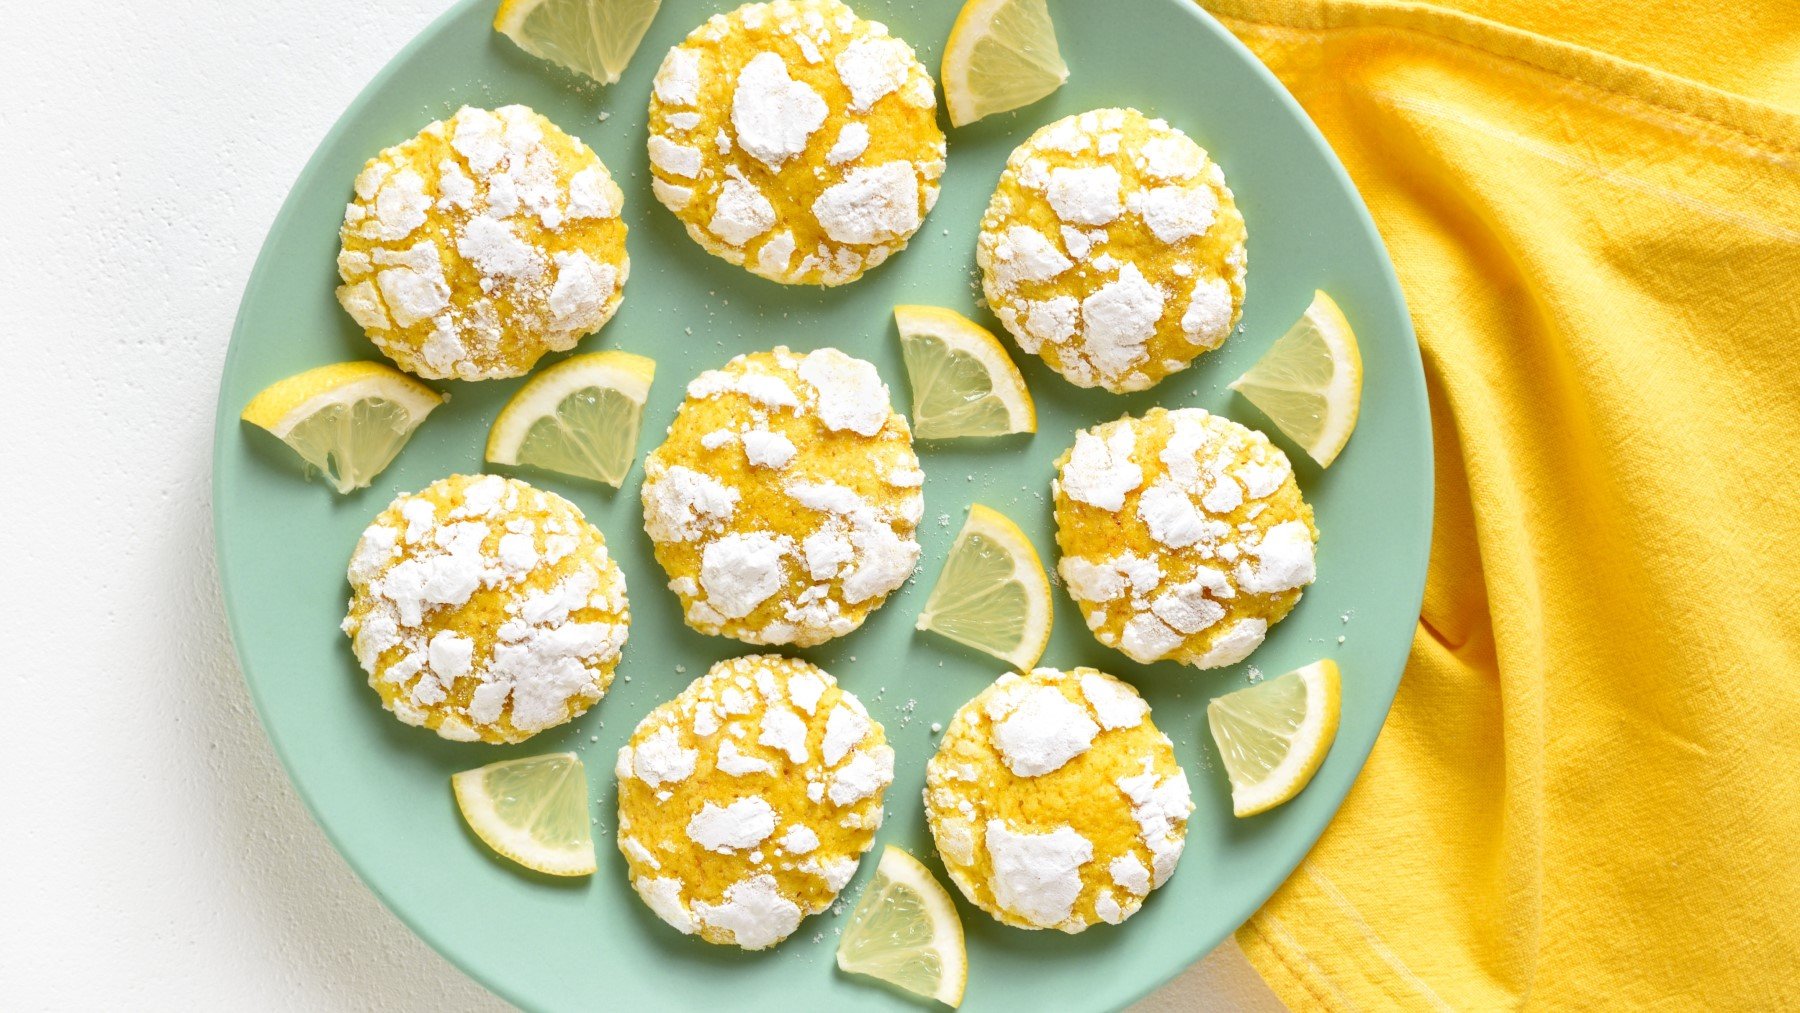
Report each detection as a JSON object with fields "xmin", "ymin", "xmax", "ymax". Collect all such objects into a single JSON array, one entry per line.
[{"xmin": 213, "ymin": 0, "xmax": 1430, "ymax": 1008}]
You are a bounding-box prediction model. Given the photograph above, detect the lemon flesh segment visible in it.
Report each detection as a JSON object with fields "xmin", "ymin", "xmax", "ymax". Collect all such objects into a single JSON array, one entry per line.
[
  {"xmin": 240, "ymin": 361, "xmax": 443, "ymax": 494},
  {"xmin": 494, "ymin": 0, "xmax": 662, "ymax": 86},
  {"xmin": 451, "ymin": 752, "xmax": 597, "ymax": 876},
  {"xmin": 486, "ymin": 351, "xmax": 655, "ymax": 487},
  {"xmin": 1207, "ymin": 660, "xmax": 1342, "ymax": 817},
  {"xmin": 1229, "ymin": 290, "xmax": 1364, "ymax": 468},
  {"xmin": 915, "ymin": 504, "xmax": 1052, "ymax": 671},
  {"xmin": 837, "ymin": 846, "xmax": 968, "ymax": 1008},
  {"xmin": 942, "ymin": 0, "xmax": 1068, "ymax": 127},
  {"xmin": 895, "ymin": 305, "xmax": 1035, "ymax": 439}
]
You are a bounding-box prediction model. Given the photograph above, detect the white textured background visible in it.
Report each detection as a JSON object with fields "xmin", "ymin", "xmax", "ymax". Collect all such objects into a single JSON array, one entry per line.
[{"xmin": 1, "ymin": 1, "xmax": 1288, "ymax": 1008}]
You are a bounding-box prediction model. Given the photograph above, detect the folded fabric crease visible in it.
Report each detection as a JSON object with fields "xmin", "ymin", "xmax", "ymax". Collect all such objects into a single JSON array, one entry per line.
[{"xmin": 1202, "ymin": 0, "xmax": 1800, "ymax": 1007}]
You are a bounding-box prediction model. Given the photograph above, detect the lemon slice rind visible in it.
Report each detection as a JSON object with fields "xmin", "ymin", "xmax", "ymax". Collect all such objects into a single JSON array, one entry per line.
[
  {"xmin": 915, "ymin": 504, "xmax": 1053, "ymax": 671},
  {"xmin": 494, "ymin": 0, "xmax": 663, "ymax": 86},
  {"xmin": 240, "ymin": 361, "xmax": 443, "ymax": 494},
  {"xmin": 485, "ymin": 350, "xmax": 655, "ymax": 487},
  {"xmin": 895, "ymin": 304, "xmax": 1035, "ymax": 439},
  {"xmin": 1229, "ymin": 291, "xmax": 1363, "ymax": 468},
  {"xmin": 451, "ymin": 752, "xmax": 598, "ymax": 877},
  {"xmin": 1207, "ymin": 659, "xmax": 1342, "ymax": 817},
  {"xmin": 836, "ymin": 846, "xmax": 968, "ymax": 1008},
  {"xmin": 942, "ymin": 0, "xmax": 1069, "ymax": 128}
]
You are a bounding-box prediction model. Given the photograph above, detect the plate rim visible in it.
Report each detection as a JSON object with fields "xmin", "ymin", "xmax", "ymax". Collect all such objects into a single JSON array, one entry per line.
[{"xmin": 210, "ymin": 0, "xmax": 1433, "ymax": 1007}]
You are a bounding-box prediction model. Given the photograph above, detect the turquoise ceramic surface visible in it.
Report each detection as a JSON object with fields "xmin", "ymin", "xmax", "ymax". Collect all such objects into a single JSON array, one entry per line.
[{"xmin": 212, "ymin": 0, "xmax": 1431, "ymax": 1008}]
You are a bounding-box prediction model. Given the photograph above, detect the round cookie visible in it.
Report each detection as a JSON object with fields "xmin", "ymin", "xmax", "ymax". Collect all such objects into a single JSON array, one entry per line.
[
  {"xmin": 616, "ymin": 655, "xmax": 894, "ymax": 949},
  {"xmin": 923, "ymin": 667, "xmax": 1193, "ymax": 932},
  {"xmin": 1053, "ymin": 407, "xmax": 1316, "ymax": 669},
  {"xmin": 341, "ymin": 474, "xmax": 630, "ymax": 743},
  {"xmin": 645, "ymin": 0, "xmax": 946, "ymax": 286},
  {"xmin": 977, "ymin": 107, "xmax": 1247, "ymax": 393},
  {"xmin": 641, "ymin": 347, "xmax": 924, "ymax": 647},
  {"xmin": 335, "ymin": 104, "xmax": 629, "ymax": 380}
]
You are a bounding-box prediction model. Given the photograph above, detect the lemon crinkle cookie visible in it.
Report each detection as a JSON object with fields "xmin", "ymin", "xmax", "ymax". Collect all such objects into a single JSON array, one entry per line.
[
  {"xmin": 617, "ymin": 655, "xmax": 894, "ymax": 949},
  {"xmin": 335, "ymin": 105, "xmax": 629, "ymax": 380},
  {"xmin": 641, "ymin": 347, "xmax": 923, "ymax": 646},
  {"xmin": 1053, "ymin": 407, "xmax": 1316, "ymax": 669},
  {"xmin": 977, "ymin": 107, "xmax": 1247, "ymax": 393},
  {"xmin": 341, "ymin": 474, "xmax": 629, "ymax": 743},
  {"xmin": 924, "ymin": 667, "xmax": 1193, "ymax": 932},
  {"xmin": 645, "ymin": 0, "xmax": 946, "ymax": 286}
]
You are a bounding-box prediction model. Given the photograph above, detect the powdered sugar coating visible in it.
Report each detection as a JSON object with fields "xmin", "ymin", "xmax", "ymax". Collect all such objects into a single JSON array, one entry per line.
[
  {"xmin": 341, "ymin": 474, "xmax": 629, "ymax": 743},
  {"xmin": 984, "ymin": 820, "xmax": 1094, "ymax": 927},
  {"xmin": 987, "ymin": 684, "xmax": 1099, "ymax": 777},
  {"xmin": 1058, "ymin": 418, "xmax": 1144, "ymax": 511},
  {"xmin": 617, "ymin": 656, "xmax": 892, "ymax": 949},
  {"xmin": 687, "ymin": 797, "xmax": 779, "ymax": 853},
  {"xmin": 335, "ymin": 106, "xmax": 628, "ymax": 380},
  {"xmin": 645, "ymin": 0, "xmax": 945, "ymax": 286},
  {"xmin": 1053, "ymin": 408, "xmax": 1317, "ymax": 668},
  {"xmin": 978, "ymin": 107, "xmax": 1247, "ymax": 392},
  {"xmin": 641, "ymin": 348, "xmax": 922, "ymax": 647},
  {"xmin": 923, "ymin": 668, "xmax": 1191, "ymax": 932},
  {"xmin": 731, "ymin": 52, "xmax": 829, "ymax": 170}
]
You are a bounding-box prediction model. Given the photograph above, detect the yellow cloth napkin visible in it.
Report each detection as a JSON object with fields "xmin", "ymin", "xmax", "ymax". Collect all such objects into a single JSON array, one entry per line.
[{"xmin": 1194, "ymin": 0, "xmax": 1800, "ymax": 1007}]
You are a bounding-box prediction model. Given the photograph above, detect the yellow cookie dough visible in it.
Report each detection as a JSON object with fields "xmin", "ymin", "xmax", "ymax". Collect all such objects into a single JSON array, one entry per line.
[
  {"xmin": 641, "ymin": 347, "xmax": 923, "ymax": 647},
  {"xmin": 1053, "ymin": 407, "xmax": 1316, "ymax": 669},
  {"xmin": 924, "ymin": 667, "xmax": 1193, "ymax": 932},
  {"xmin": 645, "ymin": 0, "xmax": 946, "ymax": 285},
  {"xmin": 341, "ymin": 474, "xmax": 629, "ymax": 743},
  {"xmin": 616, "ymin": 655, "xmax": 894, "ymax": 949},
  {"xmin": 977, "ymin": 107, "xmax": 1247, "ymax": 393},
  {"xmin": 335, "ymin": 105, "xmax": 629, "ymax": 380}
]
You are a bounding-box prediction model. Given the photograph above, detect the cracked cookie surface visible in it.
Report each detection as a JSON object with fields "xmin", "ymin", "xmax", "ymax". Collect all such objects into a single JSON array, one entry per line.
[{"xmin": 646, "ymin": 0, "xmax": 945, "ymax": 286}]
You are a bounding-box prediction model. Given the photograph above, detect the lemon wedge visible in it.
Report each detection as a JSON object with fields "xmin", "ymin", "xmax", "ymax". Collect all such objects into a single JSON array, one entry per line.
[
  {"xmin": 494, "ymin": 0, "xmax": 662, "ymax": 86},
  {"xmin": 895, "ymin": 305, "xmax": 1035, "ymax": 439},
  {"xmin": 1229, "ymin": 290, "xmax": 1364, "ymax": 467},
  {"xmin": 486, "ymin": 351, "xmax": 655, "ymax": 487},
  {"xmin": 837, "ymin": 846, "xmax": 967, "ymax": 1008},
  {"xmin": 916, "ymin": 504, "xmax": 1052, "ymax": 671},
  {"xmin": 1207, "ymin": 660, "xmax": 1342, "ymax": 817},
  {"xmin": 240, "ymin": 361, "xmax": 443, "ymax": 494},
  {"xmin": 451, "ymin": 752, "xmax": 597, "ymax": 876},
  {"xmin": 941, "ymin": 0, "xmax": 1068, "ymax": 127}
]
